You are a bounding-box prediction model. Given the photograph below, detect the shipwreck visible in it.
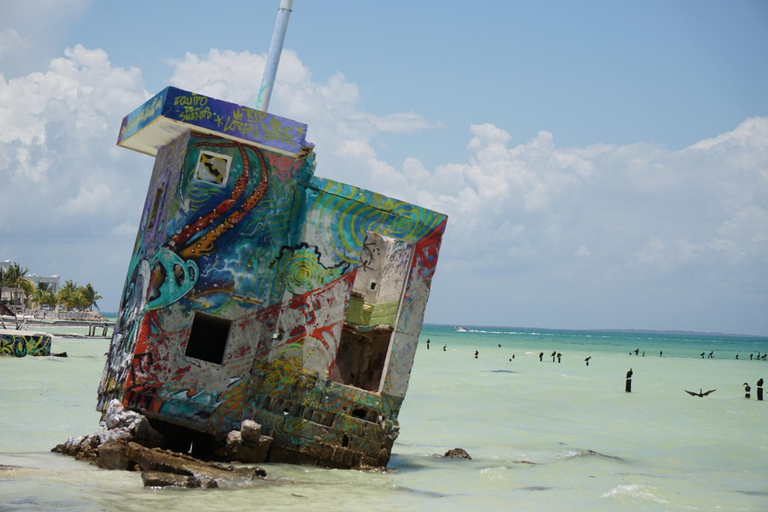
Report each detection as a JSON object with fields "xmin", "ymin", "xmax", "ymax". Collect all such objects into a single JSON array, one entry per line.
[{"xmin": 96, "ymin": 81, "xmax": 447, "ymax": 468}]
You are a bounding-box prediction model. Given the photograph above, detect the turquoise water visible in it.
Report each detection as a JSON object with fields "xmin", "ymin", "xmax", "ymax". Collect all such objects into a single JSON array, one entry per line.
[{"xmin": 1, "ymin": 324, "xmax": 767, "ymax": 511}]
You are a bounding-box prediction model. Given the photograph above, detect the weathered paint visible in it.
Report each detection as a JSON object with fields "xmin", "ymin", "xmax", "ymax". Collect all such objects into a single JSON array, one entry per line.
[
  {"xmin": 0, "ymin": 330, "xmax": 52, "ymax": 357},
  {"xmin": 118, "ymin": 87, "xmax": 313, "ymax": 158},
  {"xmin": 99, "ymin": 89, "xmax": 447, "ymax": 467}
]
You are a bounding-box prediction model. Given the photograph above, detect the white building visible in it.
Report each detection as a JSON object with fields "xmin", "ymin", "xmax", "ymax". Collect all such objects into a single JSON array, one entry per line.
[{"xmin": 1, "ymin": 260, "xmax": 60, "ymax": 293}]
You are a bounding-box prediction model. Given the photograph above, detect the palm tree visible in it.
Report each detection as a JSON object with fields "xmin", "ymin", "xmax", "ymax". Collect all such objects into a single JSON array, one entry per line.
[
  {"xmin": 20, "ymin": 279, "xmax": 36, "ymax": 312},
  {"xmin": 31, "ymin": 288, "xmax": 46, "ymax": 310},
  {"xmin": 80, "ymin": 283, "xmax": 102, "ymax": 311},
  {"xmin": 59, "ymin": 279, "xmax": 81, "ymax": 310},
  {"xmin": 41, "ymin": 290, "xmax": 58, "ymax": 311},
  {"xmin": 0, "ymin": 262, "xmax": 29, "ymax": 311},
  {"xmin": 73, "ymin": 289, "xmax": 91, "ymax": 311}
]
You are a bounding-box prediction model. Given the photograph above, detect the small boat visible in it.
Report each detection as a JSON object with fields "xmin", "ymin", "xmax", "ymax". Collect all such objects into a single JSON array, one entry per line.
[{"xmin": 454, "ymin": 326, "xmax": 469, "ymax": 332}]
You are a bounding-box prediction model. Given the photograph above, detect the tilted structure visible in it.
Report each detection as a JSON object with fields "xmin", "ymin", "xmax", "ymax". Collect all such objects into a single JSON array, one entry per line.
[{"xmin": 97, "ymin": 87, "xmax": 447, "ymax": 468}]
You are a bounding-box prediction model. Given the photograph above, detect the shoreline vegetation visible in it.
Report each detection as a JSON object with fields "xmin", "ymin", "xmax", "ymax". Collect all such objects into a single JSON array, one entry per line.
[{"xmin": 0, "ymin": 260, "xmax": 104, "ymax": 320}]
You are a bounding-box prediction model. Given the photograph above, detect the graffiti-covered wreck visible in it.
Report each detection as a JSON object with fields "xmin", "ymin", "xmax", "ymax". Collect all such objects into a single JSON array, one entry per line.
[{"xmin": 97, "ymin": 87, "xmax": 447, "ymax": 469}]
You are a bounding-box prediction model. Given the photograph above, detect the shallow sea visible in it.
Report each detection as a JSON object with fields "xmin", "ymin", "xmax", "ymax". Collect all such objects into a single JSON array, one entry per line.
[{"xmin": 1, "ymin": 324, "xmax": 767, "ymax": 511}]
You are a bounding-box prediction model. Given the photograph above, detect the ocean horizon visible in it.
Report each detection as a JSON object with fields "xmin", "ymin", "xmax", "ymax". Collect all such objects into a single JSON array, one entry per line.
[{"xmin": 1, "ymin": 323, "xmax": 766, "ymax": 511}]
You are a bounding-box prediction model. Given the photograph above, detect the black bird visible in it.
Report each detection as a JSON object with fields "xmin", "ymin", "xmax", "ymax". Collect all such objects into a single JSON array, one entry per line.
[{"xmin": 685, "ymin": 388, "xmax": 716, "ymax": 397}]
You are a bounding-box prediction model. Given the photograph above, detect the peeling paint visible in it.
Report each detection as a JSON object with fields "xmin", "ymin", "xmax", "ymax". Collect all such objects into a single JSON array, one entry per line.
[{"xmin": 99, "ymin": 90, "xmax": 447, "ymax": 468}]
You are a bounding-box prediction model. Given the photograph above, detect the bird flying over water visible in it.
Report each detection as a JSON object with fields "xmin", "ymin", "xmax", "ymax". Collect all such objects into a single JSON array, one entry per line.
[{"xmin": 684, "ymin": 388, "xmax": 716, "ymax": 397}]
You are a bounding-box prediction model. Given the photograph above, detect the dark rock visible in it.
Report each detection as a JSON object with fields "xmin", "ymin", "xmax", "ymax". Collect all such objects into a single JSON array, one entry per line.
[
  {"xmin": 444, "ymin": 448, "xmax": 472, "ymax": 459},
  {"xmin": 98, "ymin": 439, "xmax": 131, "ymax": 470},
  {"xmin": 126, "ymin": 442, "xmax": 265, "ymax": 487},
  {"xmin": 222, "ymin": 429, "xmax": 272, "ymax": 463},
  {"xmin": 141, "ymin": 470, "xmax": 207, "ymax": 488},
  {"xmin": 576, "ymin": 449, "xmax": 626, "ymax": 462},
  {"xmin": 130, "ymin": 417, "xmax": 164, "ymax": 448},
  {"xmin": 54, "ymin": 400, "xmax": 267, "ymax": 487},
  {"xmin": 239, "ymin": 420, "xmax": 262, "ymax": 445}
]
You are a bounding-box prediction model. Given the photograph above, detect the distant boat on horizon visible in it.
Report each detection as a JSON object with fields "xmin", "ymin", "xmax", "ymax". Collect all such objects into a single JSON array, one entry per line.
[{"xmin": 454, "ymin": 326, "xmax": 469, "ymax": 332}]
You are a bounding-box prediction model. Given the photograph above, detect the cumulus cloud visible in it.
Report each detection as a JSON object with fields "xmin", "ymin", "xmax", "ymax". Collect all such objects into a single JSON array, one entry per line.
[
  {"xmin": 168, "ymin": 49, "xmax": 441, "ymax": 189},
  {"xmin": 364, "ymin": 116, "xmax": 768, "ymax": 332},
  {"xmin": 0, "ymin": 28, "xmax": 30, "ymax": 59},
  {"xmin": 0, "ymin": 44, "xmax": 149, "ymax": 291},
  {"xmin": 1, "ymin": 45, "xmax": 766, "ymax": 333}
]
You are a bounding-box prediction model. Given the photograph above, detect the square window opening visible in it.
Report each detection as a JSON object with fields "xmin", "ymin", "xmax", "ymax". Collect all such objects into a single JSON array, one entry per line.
[
  {"xmin": 194, "ymin": 150, "xmax": 232, "ymax": 188},
  {"xmin": 185, "ymin": 312, "xmax": 231, "ymax": 365}
]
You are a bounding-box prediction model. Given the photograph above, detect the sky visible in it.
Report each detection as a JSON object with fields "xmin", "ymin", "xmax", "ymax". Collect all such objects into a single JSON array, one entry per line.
[{"xmin": 0, "ymin": 0, "xmax": 766, "ymax": 335}]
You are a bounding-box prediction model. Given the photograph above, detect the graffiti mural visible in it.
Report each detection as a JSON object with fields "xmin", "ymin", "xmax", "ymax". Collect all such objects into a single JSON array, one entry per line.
[
  {"xmin": 99, "ymin": 88, "xmax": 447, "ymax": 468},
  {"xmin": 0, "ymin": 331, "xmax": 52, "ymax": 357}
]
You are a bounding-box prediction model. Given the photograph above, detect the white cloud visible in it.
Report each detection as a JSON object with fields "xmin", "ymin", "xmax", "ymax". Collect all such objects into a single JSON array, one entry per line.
[
  {"xmin": 2, "ymin": 45, "xmax": 766, "ymax": 333},
  {"xmin": 0, "ymin": 44, "xmax": 149, "ymax": 262},
  {"xmin": 0, "ymin": 0, "xmax": 94, "ymax": 76},
  {"xmin": 169, "ymin": 49, "xmax": 441, "ymax": 189},
  {"xmin": 0, "ymin": 28, "xmax": 30, "ymax": 59}
]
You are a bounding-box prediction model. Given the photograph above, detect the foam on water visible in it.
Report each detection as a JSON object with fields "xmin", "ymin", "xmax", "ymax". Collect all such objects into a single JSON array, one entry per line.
[{"xmin": 1, "ymin": 324, "xmax": 767, "ymax": 511}]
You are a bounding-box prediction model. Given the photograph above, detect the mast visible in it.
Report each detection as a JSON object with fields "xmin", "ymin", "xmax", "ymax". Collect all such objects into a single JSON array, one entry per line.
[{"xmin": 256, "ymin": 0, "xmax": 294, "ymax": 112}]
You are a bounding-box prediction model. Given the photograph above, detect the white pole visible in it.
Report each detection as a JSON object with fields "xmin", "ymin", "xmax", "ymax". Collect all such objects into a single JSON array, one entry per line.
[{"xmin": 256, "ymin": 0, "xmax": 294, "ymax": 111}]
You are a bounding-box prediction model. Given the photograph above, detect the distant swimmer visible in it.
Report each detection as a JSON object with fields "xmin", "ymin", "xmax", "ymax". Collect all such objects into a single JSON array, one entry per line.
[
  {"xmin": 474, "ymin": 350, "xmax": 478, "ymax": 359},
  {"xmin": 557, "ymin": 352, "xmax": 562, "ymax": 363},
  {"xmin": 443, "ymin": 345, "xmax": 446, "ymax": 351},
  {"xmin": 426, "ymin": 338, "xmax": 430, "ymax": 350},
  {"xmin": 551, "ymin": 351, "xmax": 557, "ymax": 362},
  {"xmin": 762, "ymin": 354, "xmax": 767, "ymax": 361},
  {"xmin": 743, "ymin": 382, "xmax": 751, "ymax": 399},
  {"xmin": 660, "ymin": 350, "xmax": 663, "ymax": 357},
  {"xmin": 736, "ymin": 354, "xmax": 739, "ymax": 360},
  {"xmin": 700, "ymin": 352, "xmax": 706, "ymax": 359},
  {"xmin": 685, "ymin": 388, "xmax": 716, "ymax": 397},
  {"xmin": 625, "ymin": 368, "xmax": 633, "ymax": 393},
  {"xmin": 708, "ymin": 351, "xmax": 714, "ymax": 359},
  {"xmin": 539, "ymin": 352, "xmax": 544, "ymax": 362},
  {"xmin": 498, "ymin": 344, "xmax": 501, "ymax": 348},
  {"xmin": 584, "ymin": 356, "xmax": 591, "ymax": 367},
  {"xmin": 750, "ymin": 354, "xmax": 754, "ymax": 360},
  {"xmin": 634, "ymin": 349, "xmax": 639, "ymax": 356},
  {"xmin": 642, "ymin": 351, "xmax": 645, "ymax": 357},
  {"xmin": 757, "ymin": 378, "xmax": 764, "ymax": 401}
]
